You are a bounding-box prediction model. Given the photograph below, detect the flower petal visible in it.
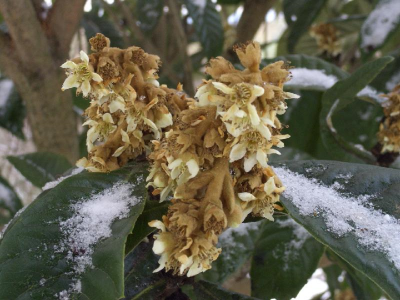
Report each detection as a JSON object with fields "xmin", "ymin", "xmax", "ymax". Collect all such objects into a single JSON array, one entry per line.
[
  {"xmin": 247, "ymin": 103, "xmax": 260, "ymax": 126},
  {"xmin": 149, "ymin": 220, "xmax": 166, "ymax": 232},
  {"xmin": 186, "ymin": 159, "xmax": 199, "ymax": 178},
  {"xmin": 61, "ymin": 61, "xmax": 77, "ymax": 69},
  {"xmin": 256, "ymin": 123, "xmax": 271, "ymax": 140},
  {"xmin": 256, "ymin": 149, "xmax": 268, "ymax": 168},
  {"xmin": 80, "ymin": 50, "xmax": 89, "ymax": 64},
  {"xmin": 168, "ymin": 158, "xmax": 182, "ymax": 170},
  {"xmin": 212, "ymin": 82, "xmax": 235, "ymax": 94},
  {"xmin": 264, "ymin": 177, "xmax": 276, "ymax": 194},
  {"xmin": 244, "ymin": 153, "xmax": 257, "ymax": 172},
  {"xmin": 238, "ymin": 192, "xmax": 257, "ymax": 201},
  {"xmin": 155, "ymin": 113, "xmax": 173, "ymax": 128},
  {"xmin": 283, "ymin": 91, "xmax": 300, "ymax": 99},
  {"xmin": 109, "ymin": 99, "xmax": 125, "ymax": 113},
  {"xmin": 61, "ymin": 74, "xmax": 79, "ymax": 90},
  {"xmin": 112, "ymin": 146, "xmax": 126, "ymax": 157},
  {"xmin": 92, "ymin": 72, "xmax": 103, "ymax": 82},
  {"xmin": 102, "ymin": 113, "xmax": 114, "ymax": 124},
  {"xmin": 252, "ymin": 85, "xmax": 265, "ymax": 97},
  {"xmin": 229, "ymin": 143, "xmax": 247, "ymax": 162},
  {"xmin": 81, "ymin": 80, "xmax": 91, "ymax": 97}
]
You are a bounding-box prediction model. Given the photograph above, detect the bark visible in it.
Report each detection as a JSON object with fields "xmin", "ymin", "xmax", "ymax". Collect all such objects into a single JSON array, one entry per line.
[
  {"xmin": 224, "ymin": 0, "xmax": 277, "ymax": 61},
  {"xmin": 167, "ymin": 0, "xmax": 194, "ymax": 95},
  {"xmin": 0, "ymin": 0, "xmax": 86, "ymax": 163},
  {"xmin": 236, "ymin": 0, "xmax": 276, "ymax": 43}
]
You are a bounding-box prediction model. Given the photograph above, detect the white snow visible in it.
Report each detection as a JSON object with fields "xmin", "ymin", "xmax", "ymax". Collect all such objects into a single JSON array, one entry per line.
[
  {"xmin": 59, "ymin": 182, "xmax": 139, "ymax": 273},
  {"xmin": 275, "ymin": 218, "xmax": 311, "ymax": 271},
  {"xmin": 361, "ymin": 0, "xmax": 400, "ymax": 49},
  {"xmin": 0, "ymin": 79, "xmax": 13, "ymax": 109},
  {"xmin": 192, "ymin": 0, "xmax": 206, "ymax": 12},
  {"xmin": 42, "ymin": 168, "xmax": 84, "ymax": 191},
  {"xmin": 0, "ymin": 206, "xmax": 27, "ymax": 240},
  {"xmin": 386, "ymin": 71, "xmax": 400, "ymax": 91},
  {"xmin": 0, "ymin": 181, "xmax": 14, "ymax": 209},
  {"xmin": 357, "ymin": 86, "xmax": 385, "ymax": 103},
  {"xmin": 54, "ymin": 182, "xmax": 140, "ymax": 297},
  {"xmin": 275, "ymin": 167, "xmax": 400, "ymax": 270},
  {"xmin": 287, "ymin": 68, "xmax": 338, "ymax": 90},
  {"xmin": 287, "ymin": 68, "xmax": 385, "ymax": 103}
]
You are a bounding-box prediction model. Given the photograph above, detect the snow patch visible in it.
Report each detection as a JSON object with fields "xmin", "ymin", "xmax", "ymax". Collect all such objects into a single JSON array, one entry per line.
[
  {"xmin": 55, "ymin": 182, "xmax": 140, "ymax": 297},
  {"xmin": 0, "ymin": 79, "xmax": 13, "ymax": 109},
  {"xmin": 275, "ymin": 167, "xmax": 400, "ymax": 270},
  {"xmin": 192, "ymin": 0, "xmax": 206, "ymax": 12},
  {"xmin": 42, "ymin": 168, "xmax": 84, "ymax": 190},
  {"xmin": 287, "ymin": 68, "xmax": 384, "ymax": 103},
  {"xmin": 287, "ymin": 68, "xmax": 338, "ymax": 90},
  {"xmin": 386, "ymin": 71, "xmax": 400, "ymax": 91},
  {"xmin": 0, "ymin": 181, "xmax": 15, "ymax": 210},
  {"xmin": 361, "ymin": 0, "xmax": 400, "ymax": 49},
  {"xmin": 357, "ymin": 86, "xmax": 385, "ymax": 103}
]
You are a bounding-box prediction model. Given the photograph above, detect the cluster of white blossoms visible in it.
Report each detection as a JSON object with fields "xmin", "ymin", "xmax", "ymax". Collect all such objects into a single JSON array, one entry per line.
[
  {"xmin": 147, "ymin": 42, "xmax": 298, "ymax": 276},
  {"xmin": 61, "ymin": 34, "xmax": 185, "ymax": 172},
  {"xmin": 62, "ymin": 36, "xmax": 298, "ymax": 277}
]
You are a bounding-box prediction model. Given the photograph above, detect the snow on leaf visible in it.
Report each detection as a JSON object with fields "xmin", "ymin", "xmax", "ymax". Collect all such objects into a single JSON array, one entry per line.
[{"xmin": 275, "ymin": 167, "xmax": 400, "ymax": 270}]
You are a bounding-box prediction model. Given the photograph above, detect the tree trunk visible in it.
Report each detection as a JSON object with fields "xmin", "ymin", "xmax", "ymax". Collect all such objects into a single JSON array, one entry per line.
[
  {"xmin": 19, "ymin": 70, "xmax": 78, "ymax": 162},
  {"xmin": 0, "ymin": 0, "xmax": 86, "ymax": 163},
  {"xmin": 224, "ymin": 0, "xmax": 277, "ymax": 62}
]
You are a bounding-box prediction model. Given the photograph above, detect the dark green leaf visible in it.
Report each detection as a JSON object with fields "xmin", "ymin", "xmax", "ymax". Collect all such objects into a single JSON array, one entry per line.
[
  {"xmin": 125, "ymin": 200, "xmax": 169, "ymax": 255},
  {"xmin": 79, "ymin": 130, "xmax": 89, "ymax": 158},
  {"xmin": 320, "ymin": 56, "xmax": 393, "ymax": 162},
  {"xmin": 283, "ymin": 0, "xmax": 328, "ymax": 52},
  {"xmin": 327, "ymin": 249, "xmax": 383, "ymax": 300},
  {"xmin": 277, "ymin": 160, "xmax": 400, "ymax": 299},
  {"xmin": 0, "ymin": 80, "xmax": 26, "ymax": 139},
  {"xmin": 136, "ymin": 0, "xmax": 164, "ymax": 33},
  {"xmin": 0, "ymin": 162, "xmax": 148, "ymax": 299},
  {"xmin": 185, "ymin": 0, "xmax": 224, "ymax": 58},
  {"xmin": 323, "ymin": 264, "xmax": 344, "ymax": 298},
  {"xmin": 73, "ymin": 89, "xmax": 90, "ymax": 111},
  {"xmin": 7, "ymin": 152, "xmax": 73, "ymax": 188},
  {"xmin": 251, "ymin": 217, "xmax": 324, "ymax": 300},
  {"xmin": 0, "ymin": 176, "xmax": 23, "ymax": 217},
  {"xmin": 124, "ymin": 239, "xmax": 166, "ymax": 300},
  {"xmin": 371, "ymin": 50, "xmax": 400, "ymax": 92},
  {"xmin": 282, "ymin": 90, "xmax": 324, "ymax": 157},
  {"xmin": 201, "ymin": 221, "xmax": 263, "ymax": 284},
  {"xmin": 191, "ymin": 280, "xmax": 258, "ymax": 300}
]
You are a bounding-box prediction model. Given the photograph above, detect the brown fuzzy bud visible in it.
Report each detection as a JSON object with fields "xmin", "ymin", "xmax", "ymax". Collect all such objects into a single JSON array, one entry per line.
[{"xmin": 89, "ymin": 33, "xmax": 110, "ymax": 52}]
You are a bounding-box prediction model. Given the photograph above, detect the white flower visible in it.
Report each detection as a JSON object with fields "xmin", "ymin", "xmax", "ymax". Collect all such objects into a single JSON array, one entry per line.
[
  {"xmin": 148, "ymin": 220, "xmax": 175, "ymax": 273},
  {"xmin": 195, "ymin": 82, "xmax": 227, "ymax": 113},
  {"xmin": 112, "ymin": 129, "xmax": 143, "ymax": 157},
  {"xmin": 168, "ymin": 158, "xmax": 199, "ymax": 186},
  {"xmin": 154, "ymin": 112, "xmax": 173, "ymax": 129},
  {"xmin": 61, "ymin": 51, "xmax": 102, "ymax": 97},
  {"xmin": 98, "ymin": 92, "xmax": 126, "ymax": 113},
  {"xmin": 212, "ymin": 82, "xmax": 264, "ymax": 107},
  {"xmin": 83, "ymin": 113, "xmax": 117, "ymax": 151}
]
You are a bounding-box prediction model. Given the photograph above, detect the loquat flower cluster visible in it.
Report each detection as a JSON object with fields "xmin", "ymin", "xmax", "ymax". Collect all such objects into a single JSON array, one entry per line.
[{"xmin": 61, "ymin": 36, "xmax": 298, "ymax": 277}]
